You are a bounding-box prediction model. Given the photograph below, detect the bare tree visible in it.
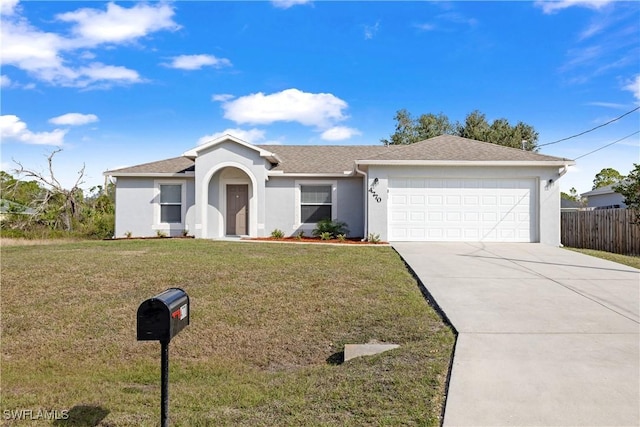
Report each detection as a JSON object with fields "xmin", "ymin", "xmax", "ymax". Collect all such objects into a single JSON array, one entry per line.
[{"xmin": 13, "ymin": 149, "xmax": 86, "ymax": 232}]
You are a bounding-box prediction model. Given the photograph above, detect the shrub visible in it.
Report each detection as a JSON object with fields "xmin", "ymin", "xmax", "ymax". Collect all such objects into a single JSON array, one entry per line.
[
  {"xmin": 295, "ymin": 231, "xmax": 305, "ymax": 240},
  {"xmin": 312, "ymin": 218, "xmax": 349, "ymax": 239},
  {"xmin": 319, "ymin": 231, "xmax": 333, "ymax": 240},
  {"xmin": 337, "ymin": 233, "xmax": 346, "ymax": 242},
  {"xmin": 367, "ymin": 233, "xmax": 381, "ymax": 244},
  {"xmin": 156, "ymin": 230, "xmax": 168, "ymax": 238},
  {"xmin": 271, "ymin": 229, "xmax": 285, "ymax": 239}
]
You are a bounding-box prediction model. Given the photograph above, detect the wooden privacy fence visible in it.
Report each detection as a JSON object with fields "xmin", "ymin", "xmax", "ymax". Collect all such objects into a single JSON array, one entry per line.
[{"xmin": 561, "ymin": 208, "xmax": 640, "ymax": 255}]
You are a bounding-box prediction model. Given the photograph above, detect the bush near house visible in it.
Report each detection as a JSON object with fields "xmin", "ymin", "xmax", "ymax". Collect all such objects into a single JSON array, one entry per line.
[{"xmin": 312, "ymin": 218, "xmax": 349, "ymax": 239}]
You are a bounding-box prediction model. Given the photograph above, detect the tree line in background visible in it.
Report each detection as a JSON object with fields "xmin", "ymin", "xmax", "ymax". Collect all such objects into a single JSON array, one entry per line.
[
  {"xmin": 561, "ymin": 164, "xmax": 640, "ymax": 212},
  {"xmin": 381, "ymin": 109, "xmax": 539, "ymax": 151},
  {"xmin": 0, "ymin": 150, "xmax": 115, "ymax": 239}
]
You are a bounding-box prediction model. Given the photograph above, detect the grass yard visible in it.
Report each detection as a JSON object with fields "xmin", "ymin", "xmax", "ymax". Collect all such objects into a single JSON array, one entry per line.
[
  {"xmin": 0, "ymin": 239, "xmax": 454, "ymax": 426},
  {"xmin": 565, "ymin": 247, "xmax": 640, "ymax": 269}
]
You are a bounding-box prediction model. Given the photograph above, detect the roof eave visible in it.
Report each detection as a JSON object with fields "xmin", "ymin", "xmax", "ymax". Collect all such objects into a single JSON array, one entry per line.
[
  {"xmin": 183, "ymin": 134, "xmax": 281, "ymax": 164},
  {"xmin": 268, "ymin": 171, "xmax": 355, "ymax": 178},
  {"xmin": 103, "ymin": 172, "xmax": 196, "ymax": 178},
  {"xmin": 356, "ymin": 160, "xmax": 576, "ymax": 167}
]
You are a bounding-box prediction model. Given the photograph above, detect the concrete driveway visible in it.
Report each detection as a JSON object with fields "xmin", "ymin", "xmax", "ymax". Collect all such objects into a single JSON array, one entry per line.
[{"xmin": 392, "ymin": 242, "xmax": 639, "ymax": 427}]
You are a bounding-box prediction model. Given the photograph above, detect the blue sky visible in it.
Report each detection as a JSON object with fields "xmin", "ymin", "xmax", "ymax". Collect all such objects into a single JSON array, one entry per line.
[{"xmin": 1, "ymin": 0, "xmax": 638, "ymax": 195}]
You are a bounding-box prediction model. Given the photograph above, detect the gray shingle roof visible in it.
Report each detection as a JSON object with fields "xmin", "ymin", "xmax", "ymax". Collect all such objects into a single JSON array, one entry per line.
[
  {"xmin": 362, "ymin": 135, "xmax": 570, "ymax": 162},
  {"xmin": 105, "ymin": 157, "xmax": 195, "ymax": 175},
  {"xmin": 259, "ymin": 145, "xmax": 388, "ymax": 174},
  {"xmin": 105, "ymin": 136, "xmax": 571, "ymax": 176}
]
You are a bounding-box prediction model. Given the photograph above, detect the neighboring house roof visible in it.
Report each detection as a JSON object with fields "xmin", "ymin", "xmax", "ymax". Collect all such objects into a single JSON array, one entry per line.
[
  {"xmin": 580, "ymin": 183, "xmax": 621, "ymax": 198},
  {"xmin": 105, "ymin": 134, "xmax": 573, "ymax": 177},
  {"xmin": 0, "ymin": 199, "xmax": 36, "ymax": 215}
]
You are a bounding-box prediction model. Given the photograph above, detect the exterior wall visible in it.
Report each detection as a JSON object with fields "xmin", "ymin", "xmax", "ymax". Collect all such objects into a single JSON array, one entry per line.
[
  {"xmin": 366, "ymin": 165, "xmax": 562, "ymax": 246},
  {"xmin": 586, "ymin": 192, "xmax": 626, "ymax": 209},
  {"xmin": 193, "ymin": 141, "xmax": 269, "ymax": 238},
  {"xmin": 264, "ymin": 176, "xmax": 365, "ymax": 238},
  {"xmin": 114, "ymin": 177, "xmax": 195, "ymax": 238}
]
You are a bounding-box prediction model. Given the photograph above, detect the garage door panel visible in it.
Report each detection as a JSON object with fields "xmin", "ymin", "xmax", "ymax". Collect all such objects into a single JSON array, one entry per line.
[{"xmin": 388, "ymin": 177, "xmax": 536, "ymax": 242}]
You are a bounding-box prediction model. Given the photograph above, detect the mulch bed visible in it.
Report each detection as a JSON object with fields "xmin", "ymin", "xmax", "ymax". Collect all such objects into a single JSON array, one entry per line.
[{"xmin": 244, "ymin": 237, "xmax": 387, "ymax": 245}]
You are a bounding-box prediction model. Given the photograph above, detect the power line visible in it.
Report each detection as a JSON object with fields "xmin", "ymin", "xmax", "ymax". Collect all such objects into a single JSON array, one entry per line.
[
  {"xmin": 572, "ymin": 130, "xmax": 640, "ymax": 161},
  {"xmin": 539, "ymin": 106, "xmax": 640, "ymax": 148}
]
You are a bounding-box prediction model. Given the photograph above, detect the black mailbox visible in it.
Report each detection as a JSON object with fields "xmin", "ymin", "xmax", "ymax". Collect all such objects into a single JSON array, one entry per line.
[{"xmin": 137, "ymin": 288, "xmax": 189, "ymax": 342}]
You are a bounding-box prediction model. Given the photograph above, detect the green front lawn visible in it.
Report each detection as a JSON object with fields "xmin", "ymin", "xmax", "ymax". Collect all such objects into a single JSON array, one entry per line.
[
  {"xmin": 1, "ymin": 240, "xmax": 454, "ymax": 426},
  {"xmin": 565, "ymin": 247, "xmax": 640, "ymax": 269}
]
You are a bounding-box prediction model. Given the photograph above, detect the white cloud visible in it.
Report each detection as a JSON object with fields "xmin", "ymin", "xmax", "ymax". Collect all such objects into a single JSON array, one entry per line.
[
  {"xmin": 1, "ymin": 2, "xmax": 177, "ymax": 88},
  {"xmin": 212, "ymin": 93, "xmax": 235, "ymax": 102},
  {"xmin": 49, "ymin": 113, "xmax": 98, "ymax": 126},
  {"xmin": 623, "ymin": 75, "xmax": 640, "ymax": 102},
  {"xmin": 221, "ymin": 88, "xmax": 348, "ymax": 128},
  {"xmin": 0, "ymin": 115, "xmax": 67, "ymax": 146},
  {"xmin": 0, "ymin": 0, "xmax": 19, "ymax": 16},
  {"xmin": 320, "ymin": 126, "xmax": 362, "ymax": 141},
  {"xmin": 364, "ymin": 21, "xmax": 380, "ymax": 40},
  {"xmin": 415, "ymin": 23, "xmax": 436, "ymax": 32},
  {"xmin": 165, "ymin": 54, "xmax": 232, "ymax": 70},
  {"xmin": 56, "ymin": 2, "xmax": 179, "ymax": 47},
  {"xmin": 0, "ymin": 19, "xmax": 66, "ymax": 72},
  {"xmin": 586, "ymin": 101, "xmax": 628, "ymax": 109},
  {"xmin": 1, "ymin": 75, "xmax": 11, "ymax": 87},
  {"xmin": 197, "ymin": 128, "xmax": 266, "ymax": 145},
  {"xmin": 271, "ymin": 0, "xmax": 312, "ymax": 9},
  {"xmin": 535, "ymin": 0, "xmax": 614, "ymax": 14},
  {"xmin": 77, "ymin": 63, "xmax": 140, "ymax": 85}
]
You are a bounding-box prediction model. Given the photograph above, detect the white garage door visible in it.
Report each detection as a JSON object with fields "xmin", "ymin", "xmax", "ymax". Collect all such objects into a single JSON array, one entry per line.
[{"xmin": 388, "ymin": 177, "xmax": 537, "ymax": 242}]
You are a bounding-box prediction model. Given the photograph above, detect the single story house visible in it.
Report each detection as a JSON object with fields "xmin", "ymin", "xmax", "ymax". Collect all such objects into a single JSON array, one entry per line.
[
  {"xmin": 104, "ymin": 134, "xmax": 574, "ymax": 245},
  {"xmin": 580, "ymin": 184, "xmax": 627, "ymax": 209}
]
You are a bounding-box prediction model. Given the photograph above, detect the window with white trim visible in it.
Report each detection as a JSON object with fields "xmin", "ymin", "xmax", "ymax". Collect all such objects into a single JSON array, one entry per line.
[
  {"xmin": 159, "ymin": 184, "xmax": 182, "ymax": 223},
  {"xmin": 300, "ymin": 185, "xmax": 332, "ymax": 223}
]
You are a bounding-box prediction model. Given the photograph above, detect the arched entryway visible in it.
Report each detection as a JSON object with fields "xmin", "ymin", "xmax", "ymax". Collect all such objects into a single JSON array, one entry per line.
[{"xmin": 200, "ymin": 163, "xmax": 258, "ymax": 238}]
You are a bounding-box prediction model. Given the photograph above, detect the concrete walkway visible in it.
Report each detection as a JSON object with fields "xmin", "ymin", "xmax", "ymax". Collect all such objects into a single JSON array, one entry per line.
[{"xmin": 392, "ymin": 243, "xmax": 640, "ymax": 427}]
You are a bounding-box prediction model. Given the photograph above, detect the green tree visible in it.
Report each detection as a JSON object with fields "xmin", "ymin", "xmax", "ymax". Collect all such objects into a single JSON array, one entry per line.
[
  {"xmin": 457, "ymin": 110, "xmax": 491, "ymax": 142},
  {"xmin": 382, "ymin": 109, "xmax": 539, "ymax": 150},
  {"xmin": 592, "ymin": 168, "xmax": 625, "ymax": 190},
  {"xmin": 613, "ymin": 164, "xmax": 640, "ymax": 209},
  {"xmin": 561, "ymin": 187, "xmax": 580, "ymax": 202}
]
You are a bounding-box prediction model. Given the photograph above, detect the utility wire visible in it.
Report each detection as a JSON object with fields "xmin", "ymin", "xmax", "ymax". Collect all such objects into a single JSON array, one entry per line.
[
  {"xmin": 538, "ymin": 106, "xmax": 640, "ymax": 148},
  {"xmin": 572, "ymin": 130, "xmax": 640, "ymax": 161}
]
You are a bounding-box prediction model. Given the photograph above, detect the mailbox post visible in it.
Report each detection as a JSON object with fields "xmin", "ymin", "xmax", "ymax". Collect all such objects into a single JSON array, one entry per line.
[{"xmin": 137, "ymin": 288, "xmax": 189, "ymax": 427}]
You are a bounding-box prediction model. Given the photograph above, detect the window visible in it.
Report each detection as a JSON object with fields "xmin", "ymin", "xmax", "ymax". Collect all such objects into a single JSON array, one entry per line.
[
  {"xmin": 300, "ymin": 185, "xmax": 332, "ymax": 223},
  {"xmin": 160, "ymin": 184, "xmax": 182, "ymax": 223}
]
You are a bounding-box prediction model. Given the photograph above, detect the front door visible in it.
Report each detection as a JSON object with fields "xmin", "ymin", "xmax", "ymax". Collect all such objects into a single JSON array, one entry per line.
[{"xmin": 226, "ymin": 184, "xmax": 248, "ymax": 235}]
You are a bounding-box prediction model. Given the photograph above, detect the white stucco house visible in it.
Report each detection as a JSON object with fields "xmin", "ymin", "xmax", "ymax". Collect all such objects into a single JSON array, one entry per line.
[{"xmin": 104, "ymin": 134, "xmax": 574, "ymax": 245}]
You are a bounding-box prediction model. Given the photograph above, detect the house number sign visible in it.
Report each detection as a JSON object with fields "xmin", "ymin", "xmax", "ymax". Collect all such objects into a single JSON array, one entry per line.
[{"xmin": 369, "ymin": 178, "xmax": 382, "ymax": 203}]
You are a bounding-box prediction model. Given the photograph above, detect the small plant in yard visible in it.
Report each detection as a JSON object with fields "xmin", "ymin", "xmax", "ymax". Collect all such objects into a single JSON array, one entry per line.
[
  {"xmin": 296, "ymin": 231, "xmax": 305, "ymax": 240},
  {"xmin": 368, "ymin": 233, "xmax": 381, "ymax": 244},
  {"xmin": 319, "ymin": 231, "xmax": 333, "ymax": 240},
  {"xmin": 271, "ymin": 229, "xmax": 285, "ymax": 239},
  {"xmin": 156, "ymin": 230, "xmax": 168, "ymax": 238},
  {"xmin": 312, "ymin": 218, "xmax": 349, "ymax": 239},
  {"xmin": 337, "ymin": 233, "xmax": 346, "ymax": 242},
  {"xmin": 182, "ymin": 229, "xmax": 190, "ymax": 237},
  {"xmin": 124, "ymin": 231, "xmax": 132, "ymax": 238}
]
